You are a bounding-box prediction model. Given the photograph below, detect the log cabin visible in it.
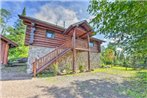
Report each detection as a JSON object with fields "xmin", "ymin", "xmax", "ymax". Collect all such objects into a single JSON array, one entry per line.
[
  {"xmin": 19, "ymin": 15, "xmax": 105, "ymax": 76},
  {"xmin": 0, "ymin": 35, "xmax": 18, "ymax": 65}
]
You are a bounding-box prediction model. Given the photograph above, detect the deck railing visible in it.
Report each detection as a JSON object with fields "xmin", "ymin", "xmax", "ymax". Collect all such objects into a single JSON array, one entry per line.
[
  {"xmin": 90, "ymin": 46, "xmax": 98, "ymax": 52},
  {"xmin": 75, "ymin": 38, "xmax": 88, "ymax": 49}
]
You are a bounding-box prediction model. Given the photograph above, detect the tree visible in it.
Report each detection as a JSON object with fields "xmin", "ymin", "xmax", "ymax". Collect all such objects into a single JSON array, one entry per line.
[
  {"xmin": 88, "ymin": 0, "xmax": 147, "ymax": 68},
  {"xmin": 22, "ymin": 7, "xmax": 26, "ymax": 16},
  {"xmin": 100, "ymin": 45, "xmax": 115, "ymax": 66},
  {"xmin": 0, "ymin": 8, "xmax": 11, "ymax": 35},
  {"xmin": 7, "ymin": 7, "xmax": 28, "ymax": 60}
]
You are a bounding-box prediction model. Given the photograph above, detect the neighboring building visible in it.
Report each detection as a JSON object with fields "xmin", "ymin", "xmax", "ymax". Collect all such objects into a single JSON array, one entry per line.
[
  {"xmin": 19, "ymin": 15, "xmax": 105, "ymax": 76},
  {"xmin": 0, "ymin": 35, "xmax": 17, "ymax": 65}
]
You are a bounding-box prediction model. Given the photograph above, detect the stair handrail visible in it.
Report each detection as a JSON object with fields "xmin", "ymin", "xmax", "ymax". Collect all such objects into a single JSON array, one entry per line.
[
  {"xmin": 32, "ymin": 38, "xmax": 72, "ymax": 76},
  {"xmin": 32, "ymin": 38, "xmax": 71, "ymax": 64}
]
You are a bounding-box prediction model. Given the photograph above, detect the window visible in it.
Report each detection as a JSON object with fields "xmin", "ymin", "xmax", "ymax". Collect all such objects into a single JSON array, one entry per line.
[
  {"xmin": 89, "ymin": 42, "xmax": 94, "ymax": 47},
  {"xmin": 46, "ymin": 31, "xmax": 55, "ymax": 38}
]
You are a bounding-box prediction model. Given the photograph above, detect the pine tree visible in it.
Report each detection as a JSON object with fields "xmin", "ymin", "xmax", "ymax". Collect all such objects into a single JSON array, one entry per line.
[
  {"xmin": 22, "ymin": 7, "xmax": 26, "ymax": 16},
  {"xmin": 7, "ymin": 7, "xmax": 28, "ymax": 60}
]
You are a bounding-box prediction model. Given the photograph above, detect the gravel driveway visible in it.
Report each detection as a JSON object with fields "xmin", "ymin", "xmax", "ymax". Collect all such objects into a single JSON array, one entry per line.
[{"xmin": 0, "ymin": 66, "xmax": 131, "ymax": 98}]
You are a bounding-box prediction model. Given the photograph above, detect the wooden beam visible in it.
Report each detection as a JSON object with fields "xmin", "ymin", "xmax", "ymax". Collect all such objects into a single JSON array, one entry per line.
[
  {"xmin": 75, "ymin": 48, "xmax": 89, "ymax": 51},
  {"xmin": 87, "ymin": 33, "xmax": 91, "ymax": 71},
  {"xmin": 72, "ymin": 28, "xmax": 76, "ymax": 73},
  {"xmin": 29, "ymin": 23, "xmax": 35, "ymax": 45},
  {"xmin": 79, "ymin": 32, "xmax": 87, "ymax": 38},
  {"xmin": 33, "ymin": 60, "xmax": 37, "ymax": 77},
  {"xmin": 76, "ymin": 27, "xmax": 86, "ymax": 34},
  {"xmin": 79, "ymin": 30, "xmax": 91, "ymax": 38},
  {"xmin": 3, "ymin": 43, "xmax": 9, "ymax": 64}
]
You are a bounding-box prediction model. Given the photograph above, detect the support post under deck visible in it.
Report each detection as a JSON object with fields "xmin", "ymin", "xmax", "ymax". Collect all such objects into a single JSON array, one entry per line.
[
  {"xmin": 87, "ymin": 33, "xmax": 91, "ymax": 71},
  {"xmin": 72, "ymin": 29, "xmax": 76, "ymax": 73}
]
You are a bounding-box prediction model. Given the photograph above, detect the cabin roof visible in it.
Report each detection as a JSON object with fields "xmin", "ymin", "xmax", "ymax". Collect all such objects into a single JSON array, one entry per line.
[
  {"xmin": 63, "ymin": 20, "xmax": 94, "ymax": 35},
  {"xmin": 91, "ymin": 37, "xmax": 105, "ymax": 43},
  {"xmin": 19, "ymin": 15, "xmax": 65, "ymax": 32},
  {"xmin": 0, "ymin": 35, "xmax": 18, "ymax": 48}
]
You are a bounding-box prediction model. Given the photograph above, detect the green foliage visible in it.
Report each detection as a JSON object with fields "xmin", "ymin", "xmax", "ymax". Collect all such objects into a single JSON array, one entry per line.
[
  {"xmin": 79, "ymin": 64, "xmax": 85, "ymax": 72},
  {"xmin": 22, "ymin": 7, "xmax": 26, "ymax": 16},
  {"xmin": 120, "ymin": 72, "xmax": 147, "ymax": 98},
  {"xmin": 0, "ymin": 8, "xmax": 11, "ymax": 35},
  {"xmin": 65, "ymin": 63, "xmax": 71, "ymax": 74},
  {"xmin": 2, "ymin": 7, "xmax": 29, "ymax": 60},
  {"xmin": 88, "ymin": 0, "xmax": 147, "ymax": 68},
  {"xmin": 53, "ymin": 63, "xmax": 59, "ymax": 76},
  {"xmin": 38, "ymin": 71, "xmax": 54, "ymax": 78},
  {"xmin": 0, "ymin": 8, "xmax": 11, "ymax": 24},
  {"xmin": 93, "ymin": 66, "xmax": 147, "ymax": 98},
  {"xmin": 100, "ymin": 45, "xmax": 115, "ymax": 65}
]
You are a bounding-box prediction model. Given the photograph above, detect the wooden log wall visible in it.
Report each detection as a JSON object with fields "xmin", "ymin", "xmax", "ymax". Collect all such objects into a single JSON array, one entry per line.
[
  {"xmin": 25, "ymin": 25, "xmax": 71, "ymax": 48},
  {"xmin": 24, "ymin": 22, "xmax": 101, "ymax": 52}
]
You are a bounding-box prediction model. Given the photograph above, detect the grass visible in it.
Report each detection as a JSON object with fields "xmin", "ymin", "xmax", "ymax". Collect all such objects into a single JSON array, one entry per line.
[
  {"xmin": 93, "ymin": 66, "xmax": 147, "ymax": 98},
  {"xmin": 92, "ymin": 66, "xmax": 147, "ymax": 77},
  {"xmin": 117, "ymin": 71, "xmax": 147, "ymax": 98}
]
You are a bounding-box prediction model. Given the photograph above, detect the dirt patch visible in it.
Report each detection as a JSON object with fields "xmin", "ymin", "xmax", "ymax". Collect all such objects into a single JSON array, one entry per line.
[{"xmin": 0, "ymin": 72, "xmax": 131, "ymax": 98}]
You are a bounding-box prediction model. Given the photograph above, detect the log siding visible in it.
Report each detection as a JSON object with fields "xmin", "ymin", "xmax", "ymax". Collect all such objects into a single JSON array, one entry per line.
[{"xmin": 20, "ymin": 15, "xmax": 104, "ymax": 53}]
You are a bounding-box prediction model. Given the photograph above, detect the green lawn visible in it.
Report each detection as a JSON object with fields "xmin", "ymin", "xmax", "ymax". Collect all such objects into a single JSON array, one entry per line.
[
  {"xmin": 93, "ymin": 66, "xmax": 147, "ymax": 77},
  {"xmin": 93, "ymin": 66, "xmax": 147, "ymax": 98}
]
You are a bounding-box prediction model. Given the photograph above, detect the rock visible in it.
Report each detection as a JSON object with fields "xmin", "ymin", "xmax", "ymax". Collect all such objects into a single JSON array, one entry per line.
[{"xmin": 18, "ymin": 58, "xmax": 28, "ymax": 63}]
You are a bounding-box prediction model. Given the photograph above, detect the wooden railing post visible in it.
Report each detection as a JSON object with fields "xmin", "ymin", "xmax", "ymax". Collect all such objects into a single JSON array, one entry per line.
[
  {"xmin": 33, "ymin": 58, "xmax": 37, "ymax": 77},
  {"xmin": 55, "ymin": 46, "xmax": 58, "ymax": 64}
]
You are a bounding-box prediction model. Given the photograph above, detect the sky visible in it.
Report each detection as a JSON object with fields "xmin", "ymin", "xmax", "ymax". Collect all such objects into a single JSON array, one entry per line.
[{"xmin": 1, "ymin": 0, "xmax": 109, "ymax": 46}]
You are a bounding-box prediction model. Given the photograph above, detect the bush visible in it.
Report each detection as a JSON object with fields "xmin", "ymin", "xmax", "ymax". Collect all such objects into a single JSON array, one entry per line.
[
  {"xmin": 100, "ymin": 63, "xmax": 105, "ymax": 68},
  {"xmin": 65, "ymin": 63, "xmax": 71, "ymax": 74},
  {"xmin": 52, "ymin": 63, "xmax": 58, "ymax": 76},
  {"xmin": 79, "ymin": 64, "xmax": 85, "ymax": 72}
]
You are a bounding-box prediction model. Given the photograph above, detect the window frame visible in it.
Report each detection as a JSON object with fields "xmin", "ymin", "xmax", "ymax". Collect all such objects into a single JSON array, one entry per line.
[
  {"xmin": 46, "ymin": 31, "xmax": 55, "ymax": 38},
  {"xmin": 89, "ymin": 41, "xmax": 94, "ymax": 47}
]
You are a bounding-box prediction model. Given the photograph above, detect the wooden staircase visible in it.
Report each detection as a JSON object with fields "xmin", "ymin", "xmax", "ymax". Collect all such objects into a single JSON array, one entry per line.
[{"xmin": 32, "ymin": 43, "xmax": 71, "ymax": 77}]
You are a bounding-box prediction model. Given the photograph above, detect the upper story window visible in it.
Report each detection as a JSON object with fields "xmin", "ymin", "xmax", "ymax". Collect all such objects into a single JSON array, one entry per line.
[
  {"xmin": 89, "ymin": 41, "xmax": 94, "ymax": 47},
  {"xmin": 46, "ymin": 31, "xmax": 55, "ymax": 38}
]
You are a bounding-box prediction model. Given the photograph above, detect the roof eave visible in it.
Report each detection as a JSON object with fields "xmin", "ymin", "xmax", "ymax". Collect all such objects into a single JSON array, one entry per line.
[
  {"xmin": 0, "ymin": 35, "xmax": 18, "ymax": 47},
  {"xmin": 18, "ymin": 15, "xmax": 65, "ymax": 32}
]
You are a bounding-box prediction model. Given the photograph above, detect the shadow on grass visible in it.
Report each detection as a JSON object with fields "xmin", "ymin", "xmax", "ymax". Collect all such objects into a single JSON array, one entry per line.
[
  {"xmin": 30, "ymin": 67, "xmax": 147, "ymax": 98},
  {"xmin": 30, "ymin": 79, "xmax": 130, "ymax": 98},
  {"xmin": 118, "ymin": 71, "xmax": 147, "ymax": 98}
]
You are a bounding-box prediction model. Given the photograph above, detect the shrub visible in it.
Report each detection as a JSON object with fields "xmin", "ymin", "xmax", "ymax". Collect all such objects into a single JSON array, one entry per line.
[
  {"xmin": 100, "ymin": 63, "xmax": 105, "ymax": 68},
  {"xmin": 65, "ymin": 63, "xmax": 71, "ymax": 74},
  {"xmin": 79, "ymin": 64, "xmax": 85, "ymax": 72},
  {"xmin": 52, "ymin": 63, "xmax": 58, "ymax": 76}
]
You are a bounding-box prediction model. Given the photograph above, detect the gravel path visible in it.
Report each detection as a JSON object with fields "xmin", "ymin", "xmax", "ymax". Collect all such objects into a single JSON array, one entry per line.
[{"xmin": 0, "ymin": 67, "xmax": 131, "ymax": 98}]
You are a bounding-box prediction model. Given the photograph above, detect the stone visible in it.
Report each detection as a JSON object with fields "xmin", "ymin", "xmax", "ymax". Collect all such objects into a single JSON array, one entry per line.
[{"xmin": 27, "ymin": 45, "xmax": 54, "ymax": 74}]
